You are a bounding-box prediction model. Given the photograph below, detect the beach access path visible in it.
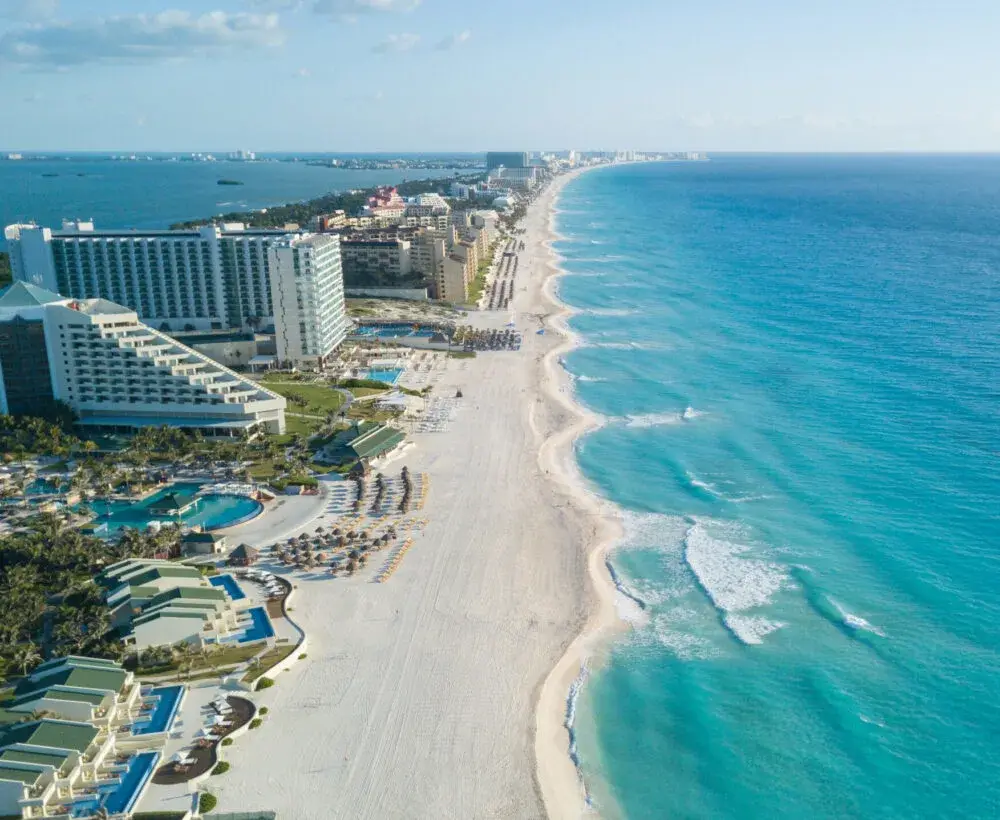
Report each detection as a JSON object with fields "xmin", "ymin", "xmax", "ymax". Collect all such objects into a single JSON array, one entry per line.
[{"xmin": 210, "ymin": 169, "xmax": 606, "ymax": 820}]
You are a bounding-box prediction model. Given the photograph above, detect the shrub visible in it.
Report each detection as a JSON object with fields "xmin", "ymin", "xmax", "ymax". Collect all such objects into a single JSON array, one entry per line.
[
  {"xmin": 258, "ymin": 706, "xmax": 269, "ymax": 715},
  {"xmin": 220, "ymin": 738, "xmax": 233, "ymax": 747},
  {"xmin": 198, "ymin": 792, "xmax": 217, "ymax": 814},
  {"xmin": 249, "ymin": 718, "xmax": 263, "ymax": 730},
  {"xmin": 255, "ymin": 677, "xmax": 274, "ymax": 690},
  {"xmin": 298, "ymin": 653, "xmax": 307, "ymax": 660},
  {"xmin": 211, "ymin": 761, "xmax": 230, "ymax": 776}
]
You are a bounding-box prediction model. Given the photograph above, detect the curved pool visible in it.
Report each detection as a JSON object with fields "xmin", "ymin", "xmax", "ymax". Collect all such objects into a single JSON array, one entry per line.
[{"xmin": 91, "ymin": 483, "xmax": 263, "ymax": 535}]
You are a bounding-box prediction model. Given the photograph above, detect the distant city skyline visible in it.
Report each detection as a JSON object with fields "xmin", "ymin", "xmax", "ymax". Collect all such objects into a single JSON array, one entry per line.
[{"xmin": 1, "ymin": 0, "xmax": 999, "ymax": 152}]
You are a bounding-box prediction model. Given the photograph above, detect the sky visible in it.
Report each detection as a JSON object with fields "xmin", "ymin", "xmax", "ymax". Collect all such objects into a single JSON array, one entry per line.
[{"xmin": 1, "ymin": 0, "xmax": 999, "ymax": 152}]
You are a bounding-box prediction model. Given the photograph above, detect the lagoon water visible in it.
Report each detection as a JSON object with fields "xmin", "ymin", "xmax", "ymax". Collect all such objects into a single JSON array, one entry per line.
[
  {"xmin": 556, "ymin": 157, "xmax": 1000, "ymax": 819},
  {"xmin": 0, "ymin": 158, "xmax": 457, "ymax": 242}
]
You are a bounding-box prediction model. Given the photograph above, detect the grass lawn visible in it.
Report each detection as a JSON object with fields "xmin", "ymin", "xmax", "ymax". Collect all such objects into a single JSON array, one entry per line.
[
  {"xmin": 136, "ymin": 643, "xmax": 263, "ymax": 680},
  {"xmin": 348, "ymin": 387, "xmax": 388, "ymax": 398},
  {"xmin": 241, "ymin": 643, "xmax": 298, "ymax": 684},
  {"xmin": 261, "ymin": 381, "xmax": 346, "ymax": 415}
]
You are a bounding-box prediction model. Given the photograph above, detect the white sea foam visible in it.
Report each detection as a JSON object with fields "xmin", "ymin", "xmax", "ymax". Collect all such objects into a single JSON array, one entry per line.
[
  {"xmin": 575, "ymin": 374, "xmax": 607, "ymax": 383},
  {"xmin": 829, "ymin": 598, "xmax": 887, "ymax": 638},
  {"xmin": 564, "ymin": 661, "xmax": 590, "ymax": 789},
  {"xmin": 859, "ymin": 714, "xmax": 886, "ymax": 728},
  {"xmin": 625, "ymin": 407, "xmax": 704, "ymax": 428},
  {"xmin": 582, "ymin": 307, "xmax": 637, "ymax": 317},
  {"xmin": 643, "ymin": 612, "xmax": 721, "ymax": 660},
  {"xmin": 723, "ymin": 614, "xmax": 786, "ymax": 645},
  {"xmin": 683, "ymin": 519, "xmax": 789, "ymax": 645},
  {"xmin": 625, "ymin": 412, "xmax": 684, "ymax": 428}
]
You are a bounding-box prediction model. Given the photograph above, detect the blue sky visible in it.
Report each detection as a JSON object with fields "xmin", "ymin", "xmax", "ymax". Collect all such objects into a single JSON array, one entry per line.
[{"xmin": 1, "ymin": 0, "xmax": 998, "ymax": 151}]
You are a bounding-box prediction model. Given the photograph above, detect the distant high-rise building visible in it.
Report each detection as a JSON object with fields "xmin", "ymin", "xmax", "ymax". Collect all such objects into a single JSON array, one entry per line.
[
  {"xmin": 486, "ymin": 152, "xmax": 529, "ymax": 171},
  {"xmin": 0, "ymin": 282, "xmax": 286, "ymax": 434},
  {"xmin": 268, "ymin": 234, "xmax": 349, "ymax": 369}
]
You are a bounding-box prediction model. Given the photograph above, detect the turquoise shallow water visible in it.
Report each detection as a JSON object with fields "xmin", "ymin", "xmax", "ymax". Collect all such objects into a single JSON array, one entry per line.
[{"xmin": 556, "ymin": 157, "xmax": 1000, "ymax": 819}]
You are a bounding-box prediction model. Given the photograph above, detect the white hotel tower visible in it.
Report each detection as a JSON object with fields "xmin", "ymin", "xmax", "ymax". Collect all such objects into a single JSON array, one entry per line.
[
  {"xmin": 268, "ymin": 234, "xmax": 349, "ymax": 369},
  {"xmin": 6, "ymin": 221, "xmax": 299, "ymax": 332},
  {"xmin": 0, "ymin": 282, "xmax": 286, "ymax": 435}
]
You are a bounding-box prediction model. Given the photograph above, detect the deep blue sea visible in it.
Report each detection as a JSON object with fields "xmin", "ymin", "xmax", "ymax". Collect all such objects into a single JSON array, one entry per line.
[
  {"xmin": 0, "ymin": 158, "xmax": 457, "ymax": 244},
  {"xmin": 555, "ymin": 156, "xmax": 1000, "ymax": 819}
]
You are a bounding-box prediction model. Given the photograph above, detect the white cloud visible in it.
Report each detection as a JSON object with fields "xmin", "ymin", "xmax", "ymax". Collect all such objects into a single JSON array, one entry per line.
[
  {"xmin": 434, "ymin": 29, "xmax": 470, "ymax": 50},
  {"xmin": 371, "ymin": 32, "xmax": 418, "ymax": 54},
  {"xmin": 313, "ymin": 0, "xmax": 420, "ymax": 20},
  {"xmin": 294, "ymin": 66, "xmax": 311, "ymax": 77},
  {"xmin": 245, "ymin": 0, "xmax": 304, "ymax": 10},
  {"xmin": 0, "ymin": 11, "xmax": 285, "ymax": 69},
  {"xmin": 0, "ymin": 0, "xmax": 59, "ymax": 21}
]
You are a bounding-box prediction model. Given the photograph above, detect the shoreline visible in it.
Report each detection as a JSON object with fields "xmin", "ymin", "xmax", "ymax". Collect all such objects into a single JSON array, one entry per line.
[{"xmin": 530, "ymin": 166, "xmax": 627, "ymax": 819}]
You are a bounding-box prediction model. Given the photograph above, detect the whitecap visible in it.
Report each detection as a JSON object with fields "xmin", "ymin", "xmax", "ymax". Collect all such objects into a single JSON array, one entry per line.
[
  {"xmin": 683, "ymin": 519, "xmax": 789, "ymax": 645},
  {"xmin": 575, "ymin": 374, "xmax": 607, "ymax": 383},
  {"xmin": 625, "ymin": 412, "xmax": 684, "ymax": 428},
  {"xmin": 828, "ymin": 598, "xmax": 887, "ymax": 638},
  {"xmin": 582, "ymin": 307, "xmax": 637, "ymax": 317}
]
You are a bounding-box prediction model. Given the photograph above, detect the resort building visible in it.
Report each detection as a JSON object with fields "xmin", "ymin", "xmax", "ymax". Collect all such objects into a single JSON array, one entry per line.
[
  {"xmin": 268, "ymin": 233, "xmax": 349, "ymax": 369},
  {"xmin": 0, "ymin": 282, "xmax": 287, "ymax": 435},
  {"xmin": 339, "ymin": 234, "xmax": 414, "ymax": 288},
  {"xmin": 4, "ymin": 221, "xmax": 297, "ymax": 332},
  {"xmin": 361, "ymin": 187, "xmax": 406, "ymax": 226},
  {"xmin": 487, "ymin": 166, "xmax": 539, "ymax": 189},
  {"xmin": 486, "ymin": 151, "xmax": 529, "ymax": 170},
  {"xmin": 97, "ymin": 559, "xmax": 273, "ymax": 651},
  {"xmin": 0, "ymin": 656, "xmax": 183, "ymax": 820}
]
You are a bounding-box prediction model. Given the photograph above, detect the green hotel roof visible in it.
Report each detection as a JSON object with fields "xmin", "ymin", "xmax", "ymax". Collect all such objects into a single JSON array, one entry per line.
[
  {"xmin": 349, "ymin": 423, "xmax": 405, "ymax": 460},
  {"xmin": 0, "ymin": 720, "xmax": 98, "ymax": 754},
  {"xmin": 133, "ymin": 607, "xmax": 210, "ymax": 626},
  {"xmin": 0, "ymin": 762, "xmax": 45, "ymax": 785},
  {"xmin": 122, "ymin": 565, "xmax": 202, "ymax": 587},
  {"xmin": 16, "ymin": 666, "xmax": 126, "ymax": 699},
  {"xmin": 0, "ymin": 747, "xmax": 72, "ymax": 768},
  {"xmin": 0, "ymin": 281, "xmax": 65, "ymax": 309},
  {"xmin": 33, "ymin": 656, "xmax": 121, "ymax": 673},
  {"xmin": 148, "ymin": 585, "xmax": 224, "ymax": 605}
]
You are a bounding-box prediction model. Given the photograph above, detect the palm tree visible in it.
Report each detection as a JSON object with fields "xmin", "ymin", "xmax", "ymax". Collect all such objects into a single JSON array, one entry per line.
[{"xmin": 13, "ymin": 643, "xmax": 41, "ymax": 677}]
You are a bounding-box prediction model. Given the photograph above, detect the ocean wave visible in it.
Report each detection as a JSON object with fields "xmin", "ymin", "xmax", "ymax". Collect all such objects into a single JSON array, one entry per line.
[
  {"xmin": 682, "ymin": 519, "xmax": 789, "ymax": 646},
  {"xmin": 581, "ymin": 307, "xmax": 637, "ymax": 317},
  {"xmin": 565, "ymin": 661, "xmax": 591, "ymax": 799},
  {"xmin": 625, "ymin": 407, "xmax": 703, "ymax": 428},
  {"xmin": 828, "ymin": 598, "xmax": 887, "ymax": 638},
  {"xmin": 685, "ymin": 471, "xmax": 770, "ymax": 504},
  {"xmin": 575, "ymin": 374, "xmax": 608, "ymax": 383},
  {"xmin": 625, "ymin": 412, "xmax": 684, "ymax": 428},
  {"xmin": 641, "ymin": 611, "xmax": 721, "ymax": 660},
  {"xmin": 605, "ymin": 558, "xmax": 649, "ymax": 624},
  {"xmin": 586, "ymin": 339, "xmax": 667, "ymax": 352}
]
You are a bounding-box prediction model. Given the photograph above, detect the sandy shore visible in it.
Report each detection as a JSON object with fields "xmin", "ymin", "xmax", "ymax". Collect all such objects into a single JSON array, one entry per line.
[{"xmin": 210, "ymin": 166, "xmax": 620, "ymax": 819}]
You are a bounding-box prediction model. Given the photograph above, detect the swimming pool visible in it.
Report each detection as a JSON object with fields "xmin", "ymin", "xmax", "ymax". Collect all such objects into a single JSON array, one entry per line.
[
  {"xmin": 90, "ymin": 483, "xmax": 263, "ymax": 535},
  {"xmin": 132, "ymin": 685, "xmax": 184, "ymax": 736},
  {"xmin": 364, "ymin": 367, "xmax": 404, "ymax": 385},
  {"xmin": 103, "ymin": 751, "xmax": 159, "ymax": 815},
  {"xmin": 69, "ymin": 751, "xmax": 159, "ymax": 818},
  {"xmin": 238, "ymin": 607, "xmax": 274, "ymax": 643},
  {"xmin": 209, "ymin": 573, "xmax": 247, "ymax": 601},
  {"xmin": 354, "ymin": 323, "xmax": 437, "ymax": 339}
]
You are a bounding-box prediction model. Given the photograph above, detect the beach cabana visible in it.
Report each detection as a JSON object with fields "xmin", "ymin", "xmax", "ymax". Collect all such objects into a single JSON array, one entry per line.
[{"xmin": 227, "ymin": 544, "xmax": 260, "ymax": 567}]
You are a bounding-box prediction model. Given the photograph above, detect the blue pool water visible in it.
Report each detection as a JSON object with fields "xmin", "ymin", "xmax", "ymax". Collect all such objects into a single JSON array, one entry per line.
[
  {"xmin": 90, "ymin": 483, "xmax": 262, "ymax": 535},
  {"xmin": 365, "ymin": 367, "xmax": 404, "ymax": 385},
  {"xmin": 103, "ymin": 751, "xmax": 159, "ymax": 815},
  {"xmin": 354, "ymin": 323, "xmax": 436, "ymax": 339},
  {"xmin": 238, "ymin": 606, "xmax": 275, "ymax": 643},
  {"xmin": 556, "ymin": 158, "xmax": 1000, "ymax": 819},
  {"xmin": 209, "ymin": 573, "xmax": 247, "ymax": 601},
  {"xmin": 132, "ymin": 685, "xmax": 184, "ymax": 736}
]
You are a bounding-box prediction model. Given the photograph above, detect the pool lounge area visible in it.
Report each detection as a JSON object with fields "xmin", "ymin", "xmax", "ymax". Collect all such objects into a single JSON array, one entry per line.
[
  {"xmin": 209, "ymin": 573, "xmax": 247, "ymax": 601},
  {"xmin": 132, "ymin": 685, "xmax": 185, "ymax": 736},
  {"xmin": 89, "ymin": 482, "xmax": 263, "ymax": 536}
]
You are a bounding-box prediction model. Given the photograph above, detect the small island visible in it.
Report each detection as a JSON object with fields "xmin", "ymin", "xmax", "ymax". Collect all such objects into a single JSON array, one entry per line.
[{"xmin": 217, "ymin": 178, "xmax": 244, "ymax": 186}]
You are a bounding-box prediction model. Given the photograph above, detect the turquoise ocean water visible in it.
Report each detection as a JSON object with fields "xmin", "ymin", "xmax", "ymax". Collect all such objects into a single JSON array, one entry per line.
[{"xmin": 555, "ymin": 157, "xmax": 999, "ymax": 819}]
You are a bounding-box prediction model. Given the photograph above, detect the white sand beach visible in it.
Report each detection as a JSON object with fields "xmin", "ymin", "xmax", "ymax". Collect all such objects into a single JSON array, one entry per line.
[{"xmin": 211, "ymin": 167, "xmax": 622, "ymax": 820}]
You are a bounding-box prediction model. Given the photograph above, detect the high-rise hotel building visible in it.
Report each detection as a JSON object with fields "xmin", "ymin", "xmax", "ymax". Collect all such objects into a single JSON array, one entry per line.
[
  {"xmin": 268, "ymin": 234, "xmax": 349, "ymax": 369},
  {"xmin": 0, "ymin": 282, "xmax": 286, "ymax": 435},
  {"xmin": 6, "ymin": 221, "xmax": 294, "ymax": 332}
]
